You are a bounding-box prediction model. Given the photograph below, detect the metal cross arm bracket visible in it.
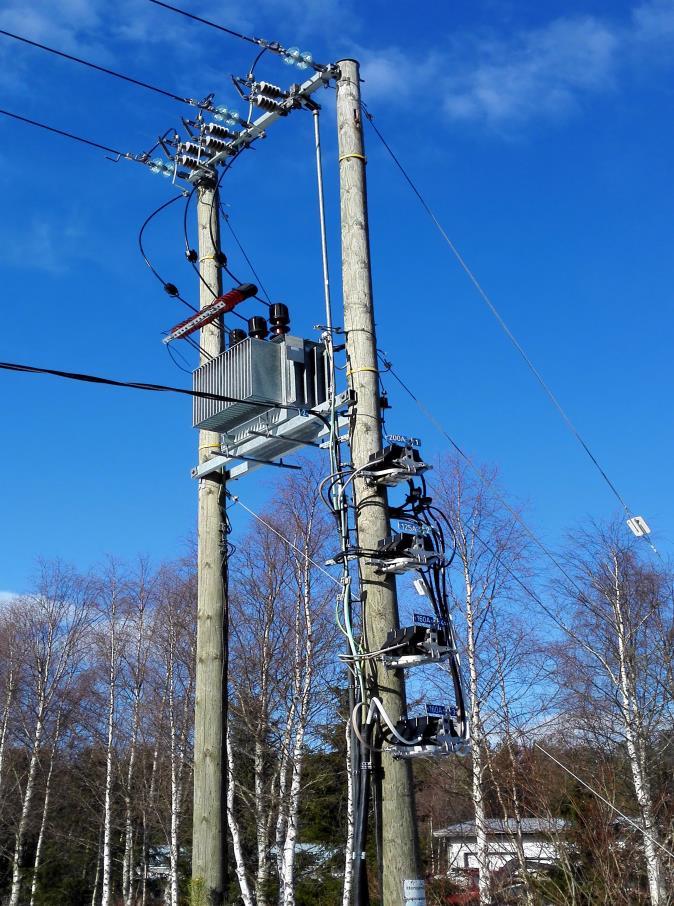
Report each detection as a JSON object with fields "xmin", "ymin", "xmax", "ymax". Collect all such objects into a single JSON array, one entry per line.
[
  {"xmin": 188, "ymin": 67, "xmax": 338, "ymax": 178},
  {"xmin": 191, "ymin": 393, "xmax": 349, "ymax": 481}
]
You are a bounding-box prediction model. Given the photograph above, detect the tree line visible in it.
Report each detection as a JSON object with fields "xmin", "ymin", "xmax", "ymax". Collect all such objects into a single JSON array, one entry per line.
[{"xmin": 0, "ymin": 458, "xmax": 671, "ymax": 905}]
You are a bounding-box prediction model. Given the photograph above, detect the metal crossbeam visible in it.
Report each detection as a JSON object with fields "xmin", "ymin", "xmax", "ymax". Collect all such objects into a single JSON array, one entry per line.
[
  {"xmin": 187, "ymin": 68, "xmax": 336, "ymax": 180},
  {"xmin": 192, "ymin": 393, "xmax": 348, "ymax": 480}
]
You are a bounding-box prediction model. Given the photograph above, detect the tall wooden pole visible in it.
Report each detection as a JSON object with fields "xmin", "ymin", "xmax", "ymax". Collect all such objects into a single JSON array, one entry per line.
[
  {"xmin": 192, "ymin": 176, "xmax": 227, "ymax": 905},
  {"xmin": 336, "ymin": 59, "xmax": 422, "ymax": 906}
]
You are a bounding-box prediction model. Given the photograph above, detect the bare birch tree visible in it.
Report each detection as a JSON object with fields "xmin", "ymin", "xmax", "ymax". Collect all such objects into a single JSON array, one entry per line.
[
  {"xmin": 0, "ymin": 610, "xmax": 19, "ymax": 815},
  {"xmin": 553, "ymin": 524, "xmax": 671, "ymax": 904},
  {"xmin": 120, "ymin": 563, "xmax": 154, "ymax": 906},
  {"xmin": 29, "ymin": 708, "xmax": 61, "ymax": 906},
  {"xmin": 7, "ymin": 562, "xmax": 91, "ymax": 906},
  {"xmin": 94, "ymin": 561, "xmax": 130, "ymax": 906},
  {"xmin": 227, "ymin": 464, "xmax": 338, "ymax": 906},
  {"xmin": 158, "ymin": 564, "xmax": 197, "ymax": 906},
  {"xmin": 432, "ymin": 456, "xmax": 531, "ymax": 904}
]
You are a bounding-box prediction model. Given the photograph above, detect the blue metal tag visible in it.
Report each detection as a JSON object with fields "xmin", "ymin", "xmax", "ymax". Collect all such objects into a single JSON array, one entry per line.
[
  {"xmin": 386, "ymin": 433, "xmax": 421, "ymax": 447},
  {"xmin": 413, "ymin": 612, "xmax": 448, "ymax": 628}
]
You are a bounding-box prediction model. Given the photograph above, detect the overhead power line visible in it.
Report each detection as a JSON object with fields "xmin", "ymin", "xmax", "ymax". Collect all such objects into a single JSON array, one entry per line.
[
  {"xmin": 222, "ymin": 212, "xmax": 272, "ymax": 304},
  {"xmin": 364, "ymin": 108, "xmax": 638, "ymax": 526},
  {"xmin": 534, "ymin": 743, "xmax": 674, "ymax": 860},
  {"xmin": 0, "ymin": 107, "xmax": 133, "ymax": 159},
  {"xmin": 146, "ymin": 0, "xmax": 326, "ymax": 72},
  {"xmin": 0, "ymin": 360, "xmax": 319, "ymax": 420},
  {"xmin": 147, "ymin": 0, "xmax": 262, "ymax": 47},
  {"xmin": 379, "ymin": 355, "xmax": 588, "ymax": 596},
  {"xmin": 0, "ymin": 27, "xmax": 192, "ymax": 105},
  {"xmin": 228, "ymin": 494, "xmax": 342, "ymax": 586}
]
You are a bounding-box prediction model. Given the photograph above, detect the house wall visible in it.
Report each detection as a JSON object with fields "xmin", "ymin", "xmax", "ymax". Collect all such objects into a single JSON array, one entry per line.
[{"xmin": 446, "ymin": 835, "xmax": 561, "ymax": 873}]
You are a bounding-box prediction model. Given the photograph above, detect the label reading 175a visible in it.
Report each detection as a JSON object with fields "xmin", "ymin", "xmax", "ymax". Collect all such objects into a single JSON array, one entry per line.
[{"xmin": 397, "ymin": 520, "xmax": 429, "ymax": 536}]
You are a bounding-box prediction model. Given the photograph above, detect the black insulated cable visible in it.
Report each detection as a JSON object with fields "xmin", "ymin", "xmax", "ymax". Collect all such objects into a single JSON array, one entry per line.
[
  {"xmin": 365, "ymin": 108, "xmax": 640, "ymax": 529},
  {"xmin": 0, "ymin": 28, "xmax": 193, "ymax": 105},
  {"xmin": 148, "ymin": 0, "xmax": 263, "ymax": 46},
  {"xmin": 0, "ymin": 360, "xmax": 332, "ymax": 422},
  {"xmin": 0, "ymin": 107, "xmax": 132, "ymax": 159}
]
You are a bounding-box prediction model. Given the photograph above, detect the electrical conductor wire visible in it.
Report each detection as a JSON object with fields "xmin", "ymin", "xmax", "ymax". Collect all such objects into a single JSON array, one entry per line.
[
  {"xmin": 147, "ymin": 0, "xmax": 263, "ymax": 47},
  {"xmin": 363, "ymin": 107, "xmax": 639, "ymax": 528},
  {"xmin": 0, "ymin": 107, "xmax": 133, "ymax": 159},
  {"xmin": 0, "ymin": 27, "xmax": 196, "ymax": 106}
]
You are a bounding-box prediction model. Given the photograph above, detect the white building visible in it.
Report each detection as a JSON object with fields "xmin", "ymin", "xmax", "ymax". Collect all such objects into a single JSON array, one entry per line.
[{"xmin": 434, "ymin": 818, "xmax": 567, "ymax": 877}]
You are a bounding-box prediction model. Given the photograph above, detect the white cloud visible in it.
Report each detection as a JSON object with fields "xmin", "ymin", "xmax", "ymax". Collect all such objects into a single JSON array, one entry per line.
[
  {"xmin": 357, "ymin": 0, "xmax": 674, "ymax": 128},
  {"xmin": 0, "ymin": 214, "xmax": 92, "ymax": 275},
  {"xmin": 359, "ymin": 46, "xmax": 444, "ymax": 102},
  {"xmin": 633, "ymin": 0, "xmax": 674, "ymax": 43},
  {"xmin": 443, "ymin": 16, "xmax": 620, "ymax": 126},
  {"xmin": 1, "ymin": 0, "xmax": 673, "ymax": 130}
]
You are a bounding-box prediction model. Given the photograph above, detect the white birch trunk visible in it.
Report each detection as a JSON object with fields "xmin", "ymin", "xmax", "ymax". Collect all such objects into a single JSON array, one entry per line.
[
  {"xmin": 29, "ymin": 712, "xmax": 61, "ymax": 906},
  {"xmin": 123, "ymin": 693, "xmax": 140, "ymax": 906},
  {"xmin": 124, "ymin": 583, "xmax": 149, "ymax": 906},
  {"xmin": 101, "ymin": 609, "xmax": 117, "ymax": 906},
  {"xmin": 341, "ymin": 719, "xmax": 354, "ymax": 906},
  {"xmin": 275, "ymin": 588, "xmax": 303, "ymax": 893},
  {"xmin": 141, "ymin": 709, "xmax": 164, "ymax": 906},
  {"xmin": 9, "ymin": 707, "xmax": 45, "ymax": 906},
  {"xmin": 0, "ymin": 665, "xmax": 15, "ymax": 803},
  {"xmin": 227, "ymin": 728, "xmax": 255, "ymax": 906},
  {"xmin": 255, "ymin": 734, "xmax": 272, "ymax": 906},
  {"xmin": 255, "ymin": 603, "xmax": 275, "ymax": 906},
  {"xmin": 280, "ymin": 547, "xmax": 314, "ymax": 906},
  {"xmin": 167, "ymin": 620, "xmax": 191, "ymax": 906},
  {"xmin": 9, "ymin": 615, "xmax": 57, "ymax": 906},
  {"xmin": 611, "ymin": 555, "xmax": 666, "ymax": 905},
  {"xmin": 463, "ymin": 566, "xmax": 491, "ymax": 906},
  {"xmin": 91, "ymin": 833, "xmax": 102, "ymax": 906}
]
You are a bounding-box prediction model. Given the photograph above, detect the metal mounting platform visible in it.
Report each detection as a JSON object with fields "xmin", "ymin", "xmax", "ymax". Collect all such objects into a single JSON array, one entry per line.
[
  {"xmin": 388, "ymin": 737, "xmax": 471, "ymax": 760},
  {"xmin": 192, "ymin": 392, "xmax": 349, "ymax": 480}
]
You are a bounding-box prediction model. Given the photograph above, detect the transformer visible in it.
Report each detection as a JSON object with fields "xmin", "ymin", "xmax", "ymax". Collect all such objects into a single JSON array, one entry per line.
[{"xmin": 191, "ymin": 334, "xmax": 346, "ymax": 480}]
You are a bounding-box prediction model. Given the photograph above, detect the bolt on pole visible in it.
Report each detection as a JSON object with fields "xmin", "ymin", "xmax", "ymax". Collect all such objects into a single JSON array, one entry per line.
[
  {"xmin": 192, "ymin": 176, "xmax": 227, "ymax": 906},
  {"xmin": 336, "ymin": 59, "xmax": 422, "ymax": 906}
]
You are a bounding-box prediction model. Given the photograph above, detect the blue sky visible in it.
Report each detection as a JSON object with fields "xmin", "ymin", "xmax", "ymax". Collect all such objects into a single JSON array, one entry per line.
[{"xmin": 0, "ymin": 0, "xmax": 672, "ymax": 593}]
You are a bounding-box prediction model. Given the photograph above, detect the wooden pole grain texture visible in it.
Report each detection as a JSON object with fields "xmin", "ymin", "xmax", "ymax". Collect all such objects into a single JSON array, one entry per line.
[
  {"xmin": 192, "ymin": 178, "xmax": 226, "ymax": 905},
  {"xmin": 336, "ymin": 59, "xmax": 422, "ymax": 906}
]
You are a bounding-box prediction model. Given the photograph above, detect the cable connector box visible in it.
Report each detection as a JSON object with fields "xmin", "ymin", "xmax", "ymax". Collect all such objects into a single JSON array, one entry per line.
[
  {"xmin": 362, "ymin": 443, "xmax": 430, "ymax": 487},
  {"xmin": 368, "ymin": 531, "xmax": 444, "ymax": 575},
  {"xmin": 382, "ymin": 624, "xmax": 454, "ymax": 669},
  {"xmin": 388, "ymin": 714, "xmax": 469, "ymax": 760}
]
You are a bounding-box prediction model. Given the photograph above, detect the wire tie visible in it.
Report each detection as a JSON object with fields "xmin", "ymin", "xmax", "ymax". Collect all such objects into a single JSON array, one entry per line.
[
  {"xmin": 199, "ymin": 255, "xmax": 219, "ymax": 262},
  {"xmin": 346, "ymin": 367, "xmax": 379, "ymax": 377},
  {"xmin": 338, "ymin": 153, "xmax": 367, "ymax": 164},
  {"xmin": 199, "ymin": 443, "xmax": 222, "ymax": 452}
]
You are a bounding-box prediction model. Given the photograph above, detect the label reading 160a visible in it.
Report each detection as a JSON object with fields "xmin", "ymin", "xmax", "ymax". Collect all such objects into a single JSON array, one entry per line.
[{"xmin": 413, "ymin": 612, "xmax": 447, "ymax": 627}]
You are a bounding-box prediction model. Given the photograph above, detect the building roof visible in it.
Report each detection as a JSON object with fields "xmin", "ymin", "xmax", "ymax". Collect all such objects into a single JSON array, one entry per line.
[{"xmin": 434, "ymin": 818, "xmax": 567, "ymax": 838}]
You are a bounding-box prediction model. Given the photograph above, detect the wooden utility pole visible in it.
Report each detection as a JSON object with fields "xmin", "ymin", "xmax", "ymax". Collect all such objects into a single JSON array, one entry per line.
[
  {"xmin": 192, "ymin": 176, "xmax": 227, "ymax": 906},
  {"xmin": 336, "ymin": 60, "xmax": 422, "ymax": 906}
]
